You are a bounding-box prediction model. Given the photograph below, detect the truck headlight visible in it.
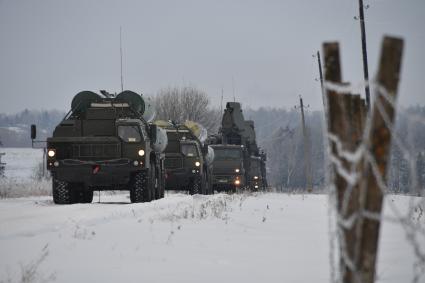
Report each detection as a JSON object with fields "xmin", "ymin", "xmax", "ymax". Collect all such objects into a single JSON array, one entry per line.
[
  {"xmin": 47, "ymin": 149, "xmax": 56, "ymax": 157},
  {"xmin": 195, "ymin": 161, "xmax": 200, "ymax": 167},
  {"xmin": 235, "ymin": 168, "xmax": 240, "ymax": 173},
  {"xmin": 138, "ymin": 149, "xmax": 145, "ymax": 156}
]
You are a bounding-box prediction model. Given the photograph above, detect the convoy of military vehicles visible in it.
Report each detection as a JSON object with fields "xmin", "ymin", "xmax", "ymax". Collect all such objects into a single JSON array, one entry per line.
[{"xmin": 30, "ymin": 90, "xmax": 267, "ymax": 204}]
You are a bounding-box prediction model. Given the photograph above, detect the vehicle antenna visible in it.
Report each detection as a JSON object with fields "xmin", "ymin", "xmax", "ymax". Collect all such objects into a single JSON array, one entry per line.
[
  {"xmin": 120, "ymin": 26, "xmax": 124, "ymax": 92},
  {"xmin": 232, "ymin": 77, "xmax": 235, "ymax": 102}
]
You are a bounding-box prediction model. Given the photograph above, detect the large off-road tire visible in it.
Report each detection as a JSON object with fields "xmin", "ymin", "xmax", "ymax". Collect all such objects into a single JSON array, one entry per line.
[
  {"xmin": 79, "ymin": 190, "xmax": 94, "ymax": 203},
  {"xmin": 148, "ymin": 162, "xmax": 156, "ymax": 200},
  {"xmin": 207, "ymin": 172, "xmax": 214, "ymax": 195},
  {"xmin": 158, "ymin": 164, "xmax": 165, "ymax": 199},
  {"xmin": 227, "ymin": 185, "xmax": 237, "ymax": 194},
  {"xmin": 190, "ymin": 175, "xmax": 201, "ymax": 195},
  {"xmin": 73, "ymin": 184, "xmax": 93, "ymax": 203},
  {"xmin": 129, "ymin": 171, "xmax": 149, "ymax": 203},
  {"xmin": 200, "ymin": 172, "xmax": 208, "ymax": 195},
  {"xmin": 52, "ymin": 178, "xmax": 74, "ymax": 204}
]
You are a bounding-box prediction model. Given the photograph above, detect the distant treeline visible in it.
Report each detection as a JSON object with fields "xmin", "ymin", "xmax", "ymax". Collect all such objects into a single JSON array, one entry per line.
[
  {"xmin": 0, "ymin": 109, "xmax": 65, "ymax": 147},
  {"xmin": 245, "ymin": 105, "xmax": 425, "ymax": 193},
  {"xmin": 1, "ymin": 105, "xmax": 424, "ymax": 193}
]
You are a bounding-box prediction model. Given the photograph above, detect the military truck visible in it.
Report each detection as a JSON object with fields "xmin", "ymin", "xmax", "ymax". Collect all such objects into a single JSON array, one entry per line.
[
  {"xmin": 31, "ymin": 90, "xmax": 168, "ymax": 204},
  {"xmin": 248, "ymin": 156, "xmax": 266, "ymax": 190},
  {"xmin": 155, "ymin": 120, "xmax": 214, "ymax": 195},
  {"xmin": 210, "ymin": 144, "xmax": 245, "ymax": 192},
  {"xmin": 208, "ymin": 102, "xmax": 268, "ymax": 191}
]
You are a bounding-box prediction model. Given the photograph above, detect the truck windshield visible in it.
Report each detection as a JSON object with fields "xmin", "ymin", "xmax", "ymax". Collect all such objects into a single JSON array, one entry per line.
[
  {"xmin": 181, "ymin": 144, "xmax": 198, "ymax": 157},
  {"xmin": 214, "ymin": 149, "xmax": 241, "ymax": 160},
  {"xmin": 118, "ymin": 125, "xmax": 142, "ymax": 142}
]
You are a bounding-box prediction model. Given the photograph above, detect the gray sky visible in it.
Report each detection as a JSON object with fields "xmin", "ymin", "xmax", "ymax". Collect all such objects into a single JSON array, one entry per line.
[{"xmin": 0, "ymin": 0, "xmax": 424, "ymax": 113}]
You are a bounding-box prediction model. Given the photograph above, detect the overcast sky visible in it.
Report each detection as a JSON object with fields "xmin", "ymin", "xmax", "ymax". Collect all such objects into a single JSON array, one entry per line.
[{"xmin": 0, "ymin": 0, "xmax": 424, "ymax": 113}]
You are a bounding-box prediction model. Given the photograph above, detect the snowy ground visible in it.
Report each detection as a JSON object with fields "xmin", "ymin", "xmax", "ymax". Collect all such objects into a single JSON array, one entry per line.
[
  {"xmin": 0, "ymin": 193, "xmax": 423, "ymax": 283},
  {"xmin": 0, "ymin": 148, "xmax": 424, "ymax": 283}
]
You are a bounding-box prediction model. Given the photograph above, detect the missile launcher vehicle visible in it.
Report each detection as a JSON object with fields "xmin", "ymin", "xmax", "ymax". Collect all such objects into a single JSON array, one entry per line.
[
  {"xmin": 31, "ymin": 90, "xmax": 168, "ymax": 204},
  {"xmin": 155, "ymin": 120, "xmax": 214, "ymax": 195},
  {"xmin": 208, "ymin": 102, "xmax": 267, "ymax": 191}
]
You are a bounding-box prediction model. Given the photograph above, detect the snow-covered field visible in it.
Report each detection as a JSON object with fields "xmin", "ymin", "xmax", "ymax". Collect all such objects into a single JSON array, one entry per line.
[
  {"xmin": 0, "ymin": 193, "xmax": 423, "ymax": 283},
  {"xmin": 0, "ymin": 148, "xmax": 424, "ymax": 283},
  {"xmin": 0, "ymin": 148, "xmax": 44, "ymax": 180}
]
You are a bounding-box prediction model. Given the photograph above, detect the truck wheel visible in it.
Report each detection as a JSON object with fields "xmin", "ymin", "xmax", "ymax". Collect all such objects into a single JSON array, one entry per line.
[
  {"xmin": 148, "ymin": 162, "xmax": 156, "ymax": 200},
  {"xmin": 52, "ymin": 178, "xmax": 74, "ymax": 204},
  {"xmin": 201, "ymin": 172, "xmax": 208, "ymax": 195},
  {"xmin": 129, "ymin": 171, "xmax": 149, "ymax": 203},
  {"xmin": 81, "ymin": 190, "xmax": 93, "ymax": 203},
  {"xmin": 73, "ymin": 185, "xmax": 93, "ymax": 203},
  {"xmin": 154, "ymin": 164, "xmax": 163, "ymax": 200},
  {"xmin": 190, "ymin": 176, "xmax": 201, "ymax": 195},
  {"xmin": 158, "ymin": 164, "xmax": 165, "ymax": 199}
]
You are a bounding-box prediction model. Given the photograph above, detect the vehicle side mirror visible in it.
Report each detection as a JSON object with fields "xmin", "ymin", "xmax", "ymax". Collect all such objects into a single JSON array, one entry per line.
[
  {"xmin": 150, "ymin": 124, "xmax": 157, "ymax": 143},
  {"xmin": 31, "ymin": 124, "xmax": 37, "ymax": 140}
]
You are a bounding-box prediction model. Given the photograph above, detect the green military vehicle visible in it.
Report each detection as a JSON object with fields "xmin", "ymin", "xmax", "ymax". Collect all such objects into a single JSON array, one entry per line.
[
  {"xmin": 31, "ymin": 90, "xmax": 168, "ymax": 204},
  {"xmin": 208, "ymin": 102, "xmax": 268, "ymax": 191},
  {"xmin": 155, "ymin": 121, "xmax": 214, "ymax": 195},
  {"xmin": 210, "ymin": 144, "xmax": 245, "ymax": 192}
]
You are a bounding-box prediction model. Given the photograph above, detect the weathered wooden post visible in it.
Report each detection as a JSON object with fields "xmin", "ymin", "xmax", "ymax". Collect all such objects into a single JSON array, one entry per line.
[
  {"xmin": 323, "ymin": 42, "xmax": 365, "ymax": 283},
  {"xmin": 358, "ymin": 36, "xmax": 404, "ymax": 283},
  {"xmin": 323, "ymin": 36, "xmax": 403, "ymax": 283}
]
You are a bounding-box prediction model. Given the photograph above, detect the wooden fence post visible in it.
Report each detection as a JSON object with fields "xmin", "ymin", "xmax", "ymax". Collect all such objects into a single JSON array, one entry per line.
[
  {"xmin": 323, "ymin": 42, "xmax": 358, "ymax": 282},
  {"xmin": 358, "ymin": 36, "xmax": 404, "ymax": 283},
  {"xmin": 324, "ymin": 36, "xmax": 403, "ymax": 283}
]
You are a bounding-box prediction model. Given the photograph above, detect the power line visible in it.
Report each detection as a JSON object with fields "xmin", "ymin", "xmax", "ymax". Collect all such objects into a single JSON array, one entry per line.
[{"xmin": 358, "ymin": 0, "xmax": 371, "ymax": 110}]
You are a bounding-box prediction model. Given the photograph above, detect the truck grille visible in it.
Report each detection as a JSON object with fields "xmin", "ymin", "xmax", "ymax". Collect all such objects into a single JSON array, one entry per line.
[
  {"xmin": 72, "ymin": 144, "xmax": 120, "ymax": 159},
  {"xmin": 165, "ymin": 157, "xmax": 183, "ymax": 169}
]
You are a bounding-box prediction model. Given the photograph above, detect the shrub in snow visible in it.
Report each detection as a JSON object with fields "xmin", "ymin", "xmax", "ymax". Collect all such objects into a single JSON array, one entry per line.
[{"xmin": 0, "ymin": 178, "xmax": 51, "ymax": 199}]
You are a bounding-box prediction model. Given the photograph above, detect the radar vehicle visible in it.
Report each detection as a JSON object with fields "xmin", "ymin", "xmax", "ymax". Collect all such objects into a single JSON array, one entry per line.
[{"xmin": 31, "ymin": 90, "xmax": 168, "ymax": 204}]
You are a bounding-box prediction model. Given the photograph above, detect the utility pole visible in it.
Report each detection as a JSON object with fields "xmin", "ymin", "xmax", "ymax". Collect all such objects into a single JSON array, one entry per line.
[
  {"xmin": 316, "ymin": 51, "xmax": 326, "ymax": 112},
  {"xmin": 358, "ymin": 0, "xmax": 371, "ymax": 110},
  {"xmin": 220, "ymin": 88, "xmax": 224, "ymax": 113},
  {"xmin": 232, "ymin": 77, "xmax": 236, "ymax": 102},
  {"xmin": 295, "ymin": 95, "xmax": 312, "ymax": 191}
]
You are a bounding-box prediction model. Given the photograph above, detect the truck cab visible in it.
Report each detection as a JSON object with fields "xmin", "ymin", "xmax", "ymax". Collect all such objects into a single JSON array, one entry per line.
[
  {"xmin": 210, "ymin": 144, "xmax": 245, "ymax": 192},
  {"xmin": 158, "ymin": 122, "xmax": 213, "ymax": 195}
]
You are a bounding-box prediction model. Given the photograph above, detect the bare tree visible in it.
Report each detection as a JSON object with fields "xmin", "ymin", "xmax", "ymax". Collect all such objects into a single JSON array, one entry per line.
[{"xmin": 155, "ymin": 86, "xmax": 221, "ymax": 134}]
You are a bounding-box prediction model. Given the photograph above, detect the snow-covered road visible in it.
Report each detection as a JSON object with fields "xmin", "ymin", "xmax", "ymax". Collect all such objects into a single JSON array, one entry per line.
[{"xmin": 0, "ymin": 193, "xmax": 423, "ymax": 283}]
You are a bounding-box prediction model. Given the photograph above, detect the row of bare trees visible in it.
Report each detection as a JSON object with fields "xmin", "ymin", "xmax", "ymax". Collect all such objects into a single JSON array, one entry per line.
[{"xmin": 154, "ymin": 86, "xmax": 221, "ymax": 134}]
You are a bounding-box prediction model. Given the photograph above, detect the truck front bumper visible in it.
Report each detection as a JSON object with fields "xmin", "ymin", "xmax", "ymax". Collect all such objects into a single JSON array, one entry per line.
[
  {"xmin": 48, "ymin": 159, "xmax": 145, "ymax": 186},
  {"xmin": 165, "ymin": 168, "xmax": 200, "ymax": 190},
  {"xmin": 212, "ymin": 174, "xmax": 244, "ymax": 188}
]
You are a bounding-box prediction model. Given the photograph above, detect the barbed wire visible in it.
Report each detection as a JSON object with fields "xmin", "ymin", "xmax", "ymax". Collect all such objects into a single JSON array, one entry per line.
[{"xmin": 324, "ymin": 79, "xmax": 425, "ymax": 283}]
